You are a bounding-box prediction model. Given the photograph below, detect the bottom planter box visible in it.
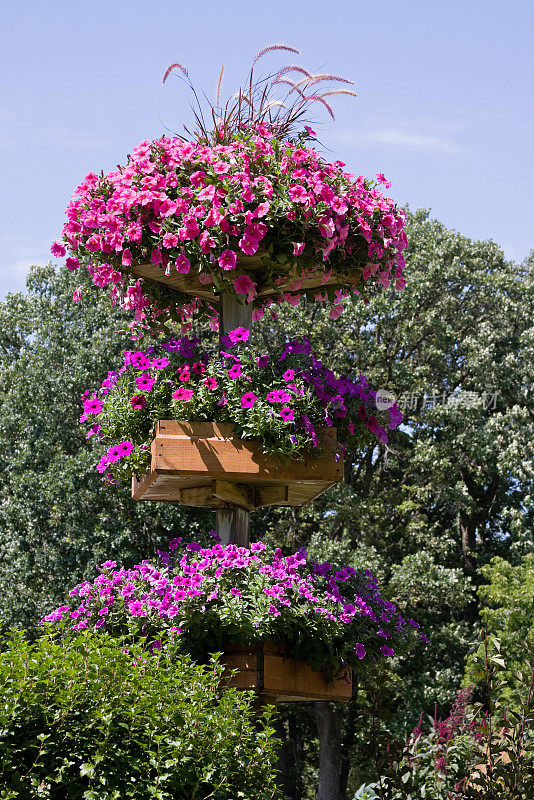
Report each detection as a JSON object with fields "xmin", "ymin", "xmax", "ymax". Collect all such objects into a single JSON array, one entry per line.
[
  {"xmin": 132, "ymin": 421, "xmax": 342, "ymax": 510},
  {"xmin": 220, "ymin": 641, "xmax": 353, "ymax": 703}
]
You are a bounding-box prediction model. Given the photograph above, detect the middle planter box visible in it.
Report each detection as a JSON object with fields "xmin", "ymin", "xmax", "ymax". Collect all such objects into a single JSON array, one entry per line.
[{"xmin": 132, "ymin": 421, "xmax": 342, "ymax": 510}]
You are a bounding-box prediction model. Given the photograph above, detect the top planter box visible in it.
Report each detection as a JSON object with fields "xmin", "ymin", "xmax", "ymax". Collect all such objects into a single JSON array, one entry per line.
[
  {"xmin": 132, "ymin": 421, "xmax": 342, "ymax": 510},
  {"xmin": 132, "ymin": 252, "xmax": 360, "ymax": 302}
]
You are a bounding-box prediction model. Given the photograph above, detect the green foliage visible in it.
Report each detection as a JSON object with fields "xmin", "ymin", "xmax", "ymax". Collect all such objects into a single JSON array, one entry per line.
[
  {"xmin": 0, "ymin": 265, "xmax": 209, "ymax": 631},
  {"xmin": 465, "ymin": 556, "xmax": 534, "ymax": 694},
  {"xmin": 0, "ymin": 628, "xmax": 280, "ymax": 799},
  {"xmin": 460, "ymin": 635, "xmax": 534, "ymax": 799}
]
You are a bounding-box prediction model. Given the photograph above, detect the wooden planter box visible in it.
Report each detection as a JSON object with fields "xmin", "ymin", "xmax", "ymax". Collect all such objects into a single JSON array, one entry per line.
[
  {"xmin": 221, "ymin": 641, "xmax": 353, "ymax": 703},
  {"xmin": 132, "ymin": 252, "xmax": 361, "ymax": 303},
  {"xmin": 132, "ymin": 421, "xmax": 342, "ymax": 509}
]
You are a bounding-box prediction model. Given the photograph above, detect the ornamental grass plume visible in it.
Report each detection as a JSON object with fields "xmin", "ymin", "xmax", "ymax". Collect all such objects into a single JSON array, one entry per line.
[{"xmin": 162, "ymin": 44, "xmax": 358, "ymax": 145}]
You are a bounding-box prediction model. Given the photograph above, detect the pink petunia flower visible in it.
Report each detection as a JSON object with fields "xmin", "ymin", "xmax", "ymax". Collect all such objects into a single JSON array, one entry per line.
[
  {"xmin": 218, "ymin": 249, "xmax": 237, "ymax": 271},
  {"xmin": 130, "ymin": 352, "xmax": 151, "ymax": 370},
  {"xmin": 175, "ymin": 254, "xmax": 191, "ymax": 274},
  {"xmin": 66, "ymin": 256, "xmax": 79, "ymax": 271},
  {"xmin": 279, "ymin": 406, "xmax": 294, "ymax": 422},
  {"xmin": 150, "ymin": 357, "xmax": 169, "ymax": 370},
  {"xmin": 172, "ymin": 387, "xmax": 194, "ymax": 402},
  {"xmin": 51, "ymin": 241, "xmax": 66, "ymax": 258},
  {"xmin": 266, "ymin": 389, "xmax": 291, "ymax": 404},
  {"xmin": 202, "ymin": 377, "xmax": 218, "ymax": 390},
  {"xmin": 130, "ymin": 394, "xmax": 147, "ymax": 410},
  {"xmin": 293, "ymin": 242, "xmax": 305, "ymax": 256},
  {"xmin": 376, "ymin": 173, "xmax": 392, "ymax": 188},
  {"xmin": 227, "ymin": 326, "xmax": 250, "ymax": 345},
  {"xmin": 254, "ymin": 201, "xmax": 270, "ymax": 218},
  {"xmin": 162, "ymin": 232, "xmax": 179, "ymax": 248},
  {"xmin": 234, "ymin": 275, "xmax": 255, "ymax": 295},
  {"xmin": 83, "ymin": 397, "xmax": 103, "ymax": 415},
  {"xmin": 288, "ymin": 184, "xmax": 308, "ymax": 203},
  {"xmin": 228, "ymin": 363, "xmax": 243, "ymax": 379},
  {"xmin": 238, "ymin": 236, "xmax": 259, "ymax": 255}
]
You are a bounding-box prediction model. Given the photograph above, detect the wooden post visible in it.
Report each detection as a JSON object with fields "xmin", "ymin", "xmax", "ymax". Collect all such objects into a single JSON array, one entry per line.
[{"xmin": 216, "ymin": 293, "xmax": 253, "ymax": 546}]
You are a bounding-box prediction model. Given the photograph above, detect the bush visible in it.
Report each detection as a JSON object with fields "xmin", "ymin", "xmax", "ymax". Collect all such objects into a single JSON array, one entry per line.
[{"xmin": 0, "ymin": 629, "xmax": 280, "ymax": 799}]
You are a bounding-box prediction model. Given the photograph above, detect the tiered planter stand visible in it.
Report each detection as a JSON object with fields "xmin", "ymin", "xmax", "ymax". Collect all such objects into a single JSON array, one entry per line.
[{"xmin": 132, "ymin": 287, "xmax": 347, "ymax": 701}]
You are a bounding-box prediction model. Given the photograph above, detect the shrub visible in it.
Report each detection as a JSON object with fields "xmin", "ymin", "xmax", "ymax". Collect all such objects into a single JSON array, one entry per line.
[{"xmin": 0, "ymin": 629, "xmax": 280, "ymax": 799}]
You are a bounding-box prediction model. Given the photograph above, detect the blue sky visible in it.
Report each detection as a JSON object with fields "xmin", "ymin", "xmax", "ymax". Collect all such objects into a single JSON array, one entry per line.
[{"xmin": 1, "ymin": 0, "xmax": 532, "ymax": 298}]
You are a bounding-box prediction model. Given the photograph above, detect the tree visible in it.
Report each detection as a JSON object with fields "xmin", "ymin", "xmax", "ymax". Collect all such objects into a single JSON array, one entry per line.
[
  {"xmin": 0, "ymin": 265, "xmax": 210, "ymax": 631},
  {"xmin": 249, "ymin": 211, "xmax": 533, "ymax": 797}
]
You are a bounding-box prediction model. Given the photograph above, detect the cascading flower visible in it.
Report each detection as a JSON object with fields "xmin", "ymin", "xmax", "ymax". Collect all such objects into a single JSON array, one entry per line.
[
  {"xmin": 53, "ymin": 124, "xmax": 407, "ymax": 336},
  {"xmin": 79, "ymin": 329, "xmax": 402, "ymax": 484},
  {"xmin": 40, "ymin": 538, "xmax": 425, "ymax": 676}
]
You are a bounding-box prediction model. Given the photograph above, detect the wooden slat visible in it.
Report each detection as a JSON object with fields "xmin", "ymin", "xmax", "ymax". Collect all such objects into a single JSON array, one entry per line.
[
  {"xmin": 255, "ymin": 485, "xmax": 288, "ymax": 508},
  {"xmin": 220, "ymin": 643, "xmax": 353, "ymax": 702},
  {"xmin": 213, "ymin": 480, "xmax": 256, "ymax": 511},
  {"xmin": 131, "ymin": 257, "xmax": 362, "ymax": 301},
  {"xmin": 132, "ymin": 422, "xmax": 342, "ymax": 507},
  {"xmin": 153, "ymin": 422, "xmax": 341, "ymax": 483}
]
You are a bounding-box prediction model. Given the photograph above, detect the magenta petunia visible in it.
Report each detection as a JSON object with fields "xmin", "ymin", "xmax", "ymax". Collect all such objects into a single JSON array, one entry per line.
[
  {"xmin": 130, "ymin": 352, "xmax": 151, "ymax": 370},
  {"xmin": 279, "ymin": 406, "xmax": 294, "ymax": 422},
  {"xmin": 282, "ymin": 369, "xmax": 295, "ymax": 383},
  {"xmin": 355, "ymin": 643, "xmax": 366, "ymax": 659},
  {"xmin": 202, "ymin": 377, "xmax": 218, "ymax": 390},
  {"xmin": 150, "ymin": 357, "xmax": 169, "ymax": 370},
  {"xmin": 234, "ymin": 275, "xmax": 255, "ymax": 295},
  {"xmin": 175, "ymin": 254, "xmax": 191, "ymax": 274},
  {"xmin": 266, "ymin": 389, "xmax": 291, "ymax": 404},
  {"xmin": 130, "ymin": 394, "xmax": 147, "ymax": 410},
  {"xmin": 83, "ymin": 397, "xmax": 103, "ymax": 415},
  {"xmin": 66, "ymin": 256, "xmax": 79, "ymax": 271},
  {"xmin": 241, "ymin": 391, "xmax": 257, "ymax": 409},
  {"xmin": 228, "ymin": 363, "xmax": 243, "ymax": 379},
  {"xmin": 50, "ymin": 241, "xmax": 66, "ymax": 258},
  {"xmin": 224, "ymin": 326, "xmax": 250, "ymax": 345},
  {"xmin": 218, "ymin": 248, "xmax": 237, "ymax": 271},
  {"xmin": 135, "ymin": 373, "xmax": 155, "ymax": 392}
]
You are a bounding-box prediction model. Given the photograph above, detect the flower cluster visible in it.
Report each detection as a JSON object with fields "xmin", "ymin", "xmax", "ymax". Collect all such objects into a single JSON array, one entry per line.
[
  {"xmin": 79, "ymin": 330, "xmax": 402, "ymax": 483},
  {"xmin": 40, "ymin": 538, "xmax": 425, "ymax": 675},
  {"xmin": 53, "ymin": 124, "xmax": 407, "ymax": 335}
]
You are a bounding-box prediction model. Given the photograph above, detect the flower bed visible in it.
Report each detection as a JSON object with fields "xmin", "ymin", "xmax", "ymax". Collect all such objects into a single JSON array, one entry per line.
[
  {"xmin": 79, "ymin": 330, "xmax": 402, "ymax": 484},
  {"xmin": 41, "ymin": 539, "xmax": 426, "ymax": 677},
  {"xmin": 53, "ymin": 124, "xmax": 407, "ymax": 335}
]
